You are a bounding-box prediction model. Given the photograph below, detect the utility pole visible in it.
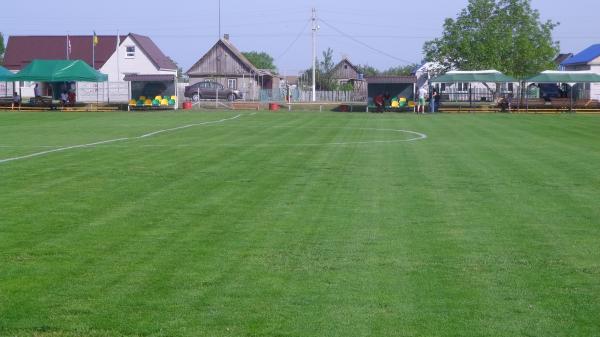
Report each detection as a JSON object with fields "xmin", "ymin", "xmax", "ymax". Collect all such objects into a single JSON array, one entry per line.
[
  {"xmin": 311, "ymin": 7, "xmax": 318, "ymax": 102},
  {"xmin": 218, "ymin": 0, "xmax": 222, "ymax": 39}
]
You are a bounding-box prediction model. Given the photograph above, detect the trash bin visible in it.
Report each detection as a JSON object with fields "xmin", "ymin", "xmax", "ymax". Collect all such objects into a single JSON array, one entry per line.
[
  {"xmin": 269, "ymin": 103, "xmax": 279, "ymax": 111},
  {"xmin": 182, "ymin": 101, "xmax": 192, "ymax": 110}
]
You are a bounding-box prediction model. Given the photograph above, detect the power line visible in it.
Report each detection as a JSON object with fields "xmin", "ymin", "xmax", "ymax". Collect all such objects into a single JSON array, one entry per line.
[
  {"xmin": 277, "ymin": 19, "xmax": 311, "ymax": 60},
  {"xmin": 319, "ymin": 18, "xmax": 416, "ymax": 65}
]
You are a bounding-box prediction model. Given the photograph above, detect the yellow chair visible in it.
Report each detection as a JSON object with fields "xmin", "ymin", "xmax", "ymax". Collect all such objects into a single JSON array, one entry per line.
[
  {"xmin": 129, "ymin": 99, "xmax": 137, "ymax": 106},
  {"xmin": 398, "ymin": 97, "xmax": 407, "ymax": 107},
  {"xmin": 170, "ymin": 95, "xmax": 177, "ymax": 101},
  {"xmin": 391, "ymin": 100, "xmax": 399, "ymax": 108},
  {"xmin": 144, "ymin": 99, "xmax": 152, "ymax": 106},
  {"xmin": 160, "ymin": 99, "xmax": 169, "ymax": 106},
  {"xmin": 139, "ymin": 96, "xmax": 146, "ymax": 101},
  {"xmin": 154, "ymin": 96, "xmax": 162, "ymax": 101},
  {"xmin": 408, "ymin": 101, "xmax": 415, "ymax": 108}
]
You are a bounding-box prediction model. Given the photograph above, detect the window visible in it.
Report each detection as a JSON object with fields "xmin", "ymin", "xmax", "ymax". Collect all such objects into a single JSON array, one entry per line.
[
  {"xmin": 126, "ymin": 46, "xmax": 136, "ymax": 58},
  {"xmin": 457, "ymin": 82, "xmax": 469, "ymax": 92},
  {"xmin": 227, "ymin": 78, "xmax": 237, "ymax": 89},
  {"xmin": 507, "ymin": 83, "xmax": 514, "ymax": 92}
]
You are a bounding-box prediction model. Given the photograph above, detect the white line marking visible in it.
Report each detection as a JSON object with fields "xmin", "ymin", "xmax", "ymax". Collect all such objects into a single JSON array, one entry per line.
[
  {"xmin": 137, "ymin": 115, "xmax": 242, "ymax": 139},
  {"xmin": 0, "ymin": 114, "xmax": 242, "ymax": 164},
  {"xmin": 33, "ymin": 127, "xmax": 427, "ymax": 148},
  {"xmin": 0, "ymin": 138, "xmax": 129, "ymax": 164},
  {"xmin": 0, "ymin": 117, "xmax": 426, "ymax": 163}
]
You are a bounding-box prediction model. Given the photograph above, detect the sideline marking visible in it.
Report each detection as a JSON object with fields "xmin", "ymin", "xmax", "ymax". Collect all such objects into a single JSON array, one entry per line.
[{"xmin": 0, "ymin": 114, "xmax": 242, "ymax": 164}]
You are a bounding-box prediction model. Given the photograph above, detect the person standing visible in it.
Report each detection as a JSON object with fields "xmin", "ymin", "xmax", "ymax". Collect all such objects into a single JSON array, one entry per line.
[
  {"xmin": 430, "ymin": 86, "xmax": 439, "ymax": 113},
  {"xmin": 34, "ymin": 83, "xmax": 41, "ymax": 99},
  {"xmin": 417, "ymin": 86, "xmax": 428, "ymax": 113}
]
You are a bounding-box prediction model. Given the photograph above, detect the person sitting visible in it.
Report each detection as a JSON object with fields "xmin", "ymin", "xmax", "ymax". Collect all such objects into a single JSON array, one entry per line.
[
  {"xmin": 11, "ymin": 91, "xmax": 21, "ymax": 110},
  {"xmin": 374, "ymin": 94, "xmax": 385, "ymax": 113},
  {"xmin": 67, "ymin": 91, "xmax": 76, "ymax": 107},
  {"xmin": 60, "ymin": 91, "xmax": 68, "ymax": 107},
  {"xmin": 383, "ymin": 92, "xmax": 391, "ymax": 112}
]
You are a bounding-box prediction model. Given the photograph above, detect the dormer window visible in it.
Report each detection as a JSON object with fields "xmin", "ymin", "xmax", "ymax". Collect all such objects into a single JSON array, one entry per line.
[{"xmin": 126, "ymin": 46, "xmax": 136, "ymax": 58}]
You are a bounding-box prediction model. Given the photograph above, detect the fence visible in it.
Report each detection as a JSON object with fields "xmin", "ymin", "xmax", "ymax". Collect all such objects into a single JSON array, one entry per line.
[
  {"xmin": 259, "ymin": 88, "xmax": 366, "ymax": 102},
  {"xmin": 441, "ymin": 84, "xmax": 590, "ymax": 104},
  {"xmin": 0, "ymin": 82, "xmax": 15, "ymax": 97},
  {"xmin": 76, "ymin": 82, "xmax": 129, "ymax": 103}
]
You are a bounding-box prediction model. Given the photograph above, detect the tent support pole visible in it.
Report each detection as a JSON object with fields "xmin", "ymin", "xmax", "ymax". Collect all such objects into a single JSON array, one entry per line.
[
  {"xmin": 570, "ymin": 84, "xmax": 573, "ymax": 112},
  {"xmin": 469, "ymin": 82, "xmax": 472, "ymax": 111},
  {"xmin": 526, "ymin": 83, "xmax": 529, "ymax": 113}
]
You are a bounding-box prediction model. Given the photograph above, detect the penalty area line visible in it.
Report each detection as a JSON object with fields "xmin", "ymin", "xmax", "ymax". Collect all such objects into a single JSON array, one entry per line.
[{"xmin": 0, "ymin": 114, "xmax": 243, "ymax": 164}]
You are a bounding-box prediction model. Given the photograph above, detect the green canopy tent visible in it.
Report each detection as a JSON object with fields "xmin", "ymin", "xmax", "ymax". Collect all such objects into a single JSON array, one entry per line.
[
  {"xmin": 0, "ymin": 66, "xmax": 15, "ymax": 81},
  {"xmin": 525, "ymin": 71, "xmax": 600, "ymax": 111},
  {"xmin": 13, "ymin": 59, "xmax": 108, "ymax": 82},
  {"xmin": 431, "ymin": 70, "xmax": 517, "ymax": 108},
  {"xmin": 0, "ymin": 66, "xmax": 16, "ymax": 98},
  {"xmin": 526, "ymin": 71, "xmax": 600, "ymax": 84},
  {"xmin": 431, "ymin": 70, "xmax": 516, "ymax": 83}
]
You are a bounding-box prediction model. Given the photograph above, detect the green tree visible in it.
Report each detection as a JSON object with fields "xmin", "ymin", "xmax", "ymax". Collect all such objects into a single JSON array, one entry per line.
[
  {"xmin": 0, "ymin": 32, "xmax": 5, "ymax": 65},
  {"xmin": 382, "ymin": 64, "xmax": 420, "ymax": 76},
  {"xmin": 423, "ymin": 0, "xmax": 559, "ymax": 78},
  {"xmin": 356, "ymin": 65, "xmax": 380, "ymax": 76},
  {"xmin": 299, "ymin": 48, "xmax": 338, "ymax": 91},
  {"xmin": 318, "ymin": 48, "xmax": 337, "ymax": 90},
  {"xmin": 242, "ymin": 51, "xmax": 277, "ymax": 73}
]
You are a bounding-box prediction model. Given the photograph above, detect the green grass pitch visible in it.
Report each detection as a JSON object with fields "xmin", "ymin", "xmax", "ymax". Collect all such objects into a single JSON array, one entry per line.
[{"xmin": 1, "ymin": 111, "xmax": 599, "ymax": 337}]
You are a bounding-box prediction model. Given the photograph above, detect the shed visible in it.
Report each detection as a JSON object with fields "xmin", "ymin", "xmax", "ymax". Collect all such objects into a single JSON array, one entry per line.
[
  {"xmin": 366, "ymin": 76, "xmax": 417, "ymax": 111},
  {"xmin": 123, "ymin": 74, "xmax": 177, "ymax": 109}
]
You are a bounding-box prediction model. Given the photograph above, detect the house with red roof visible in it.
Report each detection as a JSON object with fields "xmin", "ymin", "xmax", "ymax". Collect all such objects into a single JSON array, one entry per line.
[{"xmin": 4, "ymin": 33, "xmax": 177, "ymax": 102}]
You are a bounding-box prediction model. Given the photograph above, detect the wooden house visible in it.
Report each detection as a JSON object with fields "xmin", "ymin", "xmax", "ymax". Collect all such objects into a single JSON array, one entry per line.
[{"xmin": 186, "ymin": 36, "xmax": 278, "ymax": 100}]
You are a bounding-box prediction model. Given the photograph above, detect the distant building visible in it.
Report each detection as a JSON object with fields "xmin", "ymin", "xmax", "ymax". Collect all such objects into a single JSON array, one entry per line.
[
  {"xmin": 554, "ymin": 53, "xmax": 573, "ymax": 70},
  {"xmin": 330, "ymin": 58, "xmax": 361, "ymax": 84},
  {"xmin": 328, "ymin": 58, "xmax": 366, "ymax": 98},
  {"xmin": 4, "ymin": 33, "xmax": 177, "ymax": 102},
  {"xmin": 561, "ymin": 44, "xmax": 600, "ymax": 100},
  {"xmin": 186, "ymin": 36, "xmax": 279, "ymax": 100}
]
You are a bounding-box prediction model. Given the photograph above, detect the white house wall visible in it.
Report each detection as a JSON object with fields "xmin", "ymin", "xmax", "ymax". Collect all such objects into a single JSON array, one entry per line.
[
  {"xmin": 100, "ymin": 36, "xmax": 176, "ymax": 82},
  {"xmin": 589, "ymin": 64, "xmax": 600, "ymax": 100}
]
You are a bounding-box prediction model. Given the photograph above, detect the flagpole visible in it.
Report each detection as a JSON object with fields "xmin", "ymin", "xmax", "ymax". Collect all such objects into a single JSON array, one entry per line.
[
  {"xmin": 66, "ymin": 32, "xmax": 70, "ymax": 60},
  {"xmin": 116, "ymin": 30, "xmax": 120, "ymax": 81},
  {"xmin": 92, "ymin": 31, "xmax": 96, "ymax": 70}
]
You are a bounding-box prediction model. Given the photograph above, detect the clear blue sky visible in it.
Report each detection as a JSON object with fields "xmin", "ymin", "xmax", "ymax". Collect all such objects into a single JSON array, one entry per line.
[{"xmin": 2, "ymin": 0, "xmax": 599, "ymax": 75}]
